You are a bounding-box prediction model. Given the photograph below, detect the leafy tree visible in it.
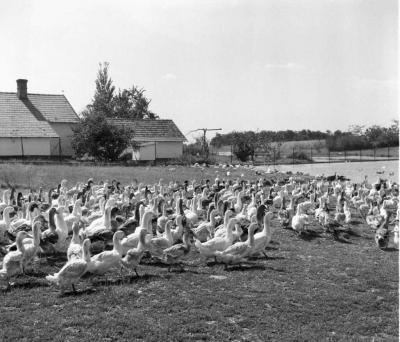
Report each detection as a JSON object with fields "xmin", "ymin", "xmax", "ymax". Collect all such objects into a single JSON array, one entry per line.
[
  {"xmin": 91, "ymin": 62, "xmax": 115, "ymax": 116},
  {"xmin": 232, "ymin": 131, "xmax": 257, "ymax": 162},
  {"xmin": 72, "ymin": 109, "xmax": 133, "ymax": 161},
  {"xmin": 114, "ymin": 85, "xmax": 159, "ymax": 120}
]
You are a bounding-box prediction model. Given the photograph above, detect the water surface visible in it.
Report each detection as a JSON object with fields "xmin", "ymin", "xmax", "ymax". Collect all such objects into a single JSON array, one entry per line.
[{"xmin": 256, "ymin": 160, "xmax": 399, "ymax": 183}]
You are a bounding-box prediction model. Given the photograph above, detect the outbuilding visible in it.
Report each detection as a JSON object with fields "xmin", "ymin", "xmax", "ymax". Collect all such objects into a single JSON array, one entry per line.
[
  {"xmin": 109, "ymin": 118, "xmax": 187, "ymax": 161},
  {"xmin": 0, "ymin": 79, "xmax": 79, "ymax": 157}
]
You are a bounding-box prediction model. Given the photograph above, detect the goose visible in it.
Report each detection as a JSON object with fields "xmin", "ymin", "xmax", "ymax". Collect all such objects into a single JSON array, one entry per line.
[
  {"xmin": 250, "ymin": 211, "xmax": 274, "ymax": 258},
  {"xmin": 38, "ymin": 207, "xmax": 59, "ymax": 255},
  {"xmin": 235, "ymin": 204, "xmax": 249, "ymax": 225},
  {"xmin": 0, "ymin": 206, "xmax": 14, "ymax": 243},
  {"xmin": 215, "ymin": 222, "xmax": 257, "ymax": 268},
  {"xmin": 300, "ymin": 192, "xmax": 316, "ymax": 214},
  {"xmin": 233, "ymin": 190, "xmax": 244, "ymax": 213},
  {"xmin": 278, "ymin": 197, "xmax": 294, "ymax": 228},
  {"xmin": 0, "ymin": 231, "xmax": 31, "ymax": 288},
  {"xmin": 393, "ymin": 223, "xmax": 399, "ymax": 247},
  {"xmin": 119, "ymin": 201, "xmax": 143, "ymax": 236},
  {"xmin": 214, "ymin": 209, "xmax": 235, "ymax": 238},
  {"xmin": 195, "ymin": 217, "xmax": 237, "ymax": 261},
  {"xmin": 343, "ymin": 200, "xmax": 352, "ymax": 224},
  {"xmin": 120, "ymin": 229, "xmax": 148, "ymax": 277},
  {"xmin": 83, "ymin": 206, "xmax": 114, "ymax": 243},
  {"xmin": 9, "ymin": 202, "xmax": 40, "ymax": 234},
  {"xmin": 147, "ymin": 220, "xmax": 174, "ymax": 258},
  {"xmin": 120, "ymin": 211, "xmax": 154, "ymax": 255},
  {"xmin": 171, "ymin": 215, "xmax": 185, "ymax": 243},
  {"xmin": 67, "ymin": 222, "xmax": 83, "ymax": 261},
  {"xmin": 157, "ymin": 201, "xmax": 168, "ymax": 234},
  {"xmin": 192, "ymin": 209, "xmax": 218, "ymax": 242},
  {"xmin": 46, "ymin": 239, "xmax": 91, "ymax": 294},
  {"xmin": 163, "ymin": 226, "xmax": 192, "ymax": 272},
  {"xmin": 273, "ymin": 190, "xmax": 285, "ymax": 209},
  {"xmin": 184, "ymin": 197, "xmax": 198, "ymax": 225},
  {"xmin": 0, "ymin": 189, "xmax": 11, "ymax": 208},
  {"xmin": 53, "ymin": 207, "xmax": 69, "ymax": 253},
  {"xmin": 291, "ymin": 203, "xmax": 310, "ymax": 234},
  {"xmin": 375, "ymin": 213, "xmax": 391, "ymax": 249},
  {"xmin": 64, "ymin": 198, "xmax": 82, "ymax": 233},
  {"xmin": 21, "ymin": 221, "xmax": 42, "ymax": 273},
  {"xmin": 86, "ymin": 231, "xmax": 125, "ymax": 274}
]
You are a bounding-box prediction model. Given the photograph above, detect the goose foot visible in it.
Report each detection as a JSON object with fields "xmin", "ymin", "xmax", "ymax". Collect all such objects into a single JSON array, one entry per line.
[
  {"xmin": 263, "ymin": 252, "xmax": 269, "ymax": 259},
  {"xmin": 72, "ymin": 284, "xmax": 77, "ymax": 293},
  {"xmin": 134, "ymin": 268, "xmax": 140, "ymax": 277}
]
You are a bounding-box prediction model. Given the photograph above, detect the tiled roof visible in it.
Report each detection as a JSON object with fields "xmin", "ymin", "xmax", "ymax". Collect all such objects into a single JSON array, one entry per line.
[
  {"xmin": 0, "ymin": 92, "xmax": 79, "ymax": 138},
  {"xmin": 109, "ymin": 119, "xmax": 187, "ymax": 141}
]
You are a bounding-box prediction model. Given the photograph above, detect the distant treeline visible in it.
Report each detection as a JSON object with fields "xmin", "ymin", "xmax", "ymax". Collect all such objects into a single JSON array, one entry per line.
[{"xmin": 209, "ymin": 120, "xmax": 399, "ymax": 152}]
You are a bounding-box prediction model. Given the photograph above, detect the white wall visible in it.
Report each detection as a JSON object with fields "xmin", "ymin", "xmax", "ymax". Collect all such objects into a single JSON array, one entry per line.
[
  {"xmin": 49, "ymin": 123, "xmax": 76, "ymax": 156},
  {"xmin": 132, "ymin": 141, "xmax": 183, "ymax": 160},
  {"xmin": 0, "ymin": 137, "xmax": 51, "ymax": 156},
  {"xmin": 156, "ymin": 141, "xmax": 183, "ymax": 159},
  {"xmin": 133, "ymin": 142, "xmax": 156, "ymax": 161}
]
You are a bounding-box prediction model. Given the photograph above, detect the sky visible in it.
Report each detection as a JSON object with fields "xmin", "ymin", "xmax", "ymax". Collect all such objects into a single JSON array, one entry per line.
[{"xmin": 0, "ymin": 0, "xmax": 397, "ymax": 142}]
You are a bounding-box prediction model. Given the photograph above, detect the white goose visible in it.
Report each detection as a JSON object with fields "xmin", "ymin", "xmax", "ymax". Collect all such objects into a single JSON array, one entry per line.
[
  {"xmin": 120, "ymin": 229, "xmax": 148, "ymax": 277},
  {"xmin": 0, "ymin": 231, "xmax": 31, "ymax": 288},
  {"xmin": 195, "ymin": 217, "xmax": 237, "ymax": 260},
  {"xmin": 0, "ymin": 206, "xmax": 14, "ymax": 243},
  {"xmin": 86, "ymin": 231, "xmax": 125, "ymax": 274},
  {"xmin": 215, "ymin": 222, "xmax": 257, "ymax": 267},
  {"xmin": 46, "ymin": 239, "xmax": 91, "ymax": 293},
  {"xmin": 250, "ymin": 211, "xmax": 274, "ymax": 258},
  {"xmin": 120, "ymin": 211, "xmax": 154, "ymax": 255}
]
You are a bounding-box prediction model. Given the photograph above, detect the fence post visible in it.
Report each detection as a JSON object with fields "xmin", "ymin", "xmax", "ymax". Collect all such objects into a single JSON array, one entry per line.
[
  {"xmin": 328, "ymin": 149, "xmax": 330, "ymax": 163},
  {"xmin": 58, "ymin": 137, "xmax": 62, "ymax": 162},
  {"xmin": 360, "ymin": 149, "xmax": 361, "ymax": 161},
  {"xmin": 374, "ymin": 147, "xmax": 376, "ymax": 161},
  {"xmin": 273, "ymin": 149, "xmax": 276, "ymax": 166},
  {"xmin": 20, "ymin": 137, "xmax": 24, "ymax": 161},
  {"xmin": 292, "ymin": 147, "xmax": 295, "ymax": 165},
  {"xmin": 230, "ymin": 145, "xmax": 233, "ymax": 164},
  {"xmin": 344, "ymin": 150, "xmax": 346, "ymax": 162},
  {"xmin": 387, "ymin": 145, "xmax": 390, "ymax": 159}
]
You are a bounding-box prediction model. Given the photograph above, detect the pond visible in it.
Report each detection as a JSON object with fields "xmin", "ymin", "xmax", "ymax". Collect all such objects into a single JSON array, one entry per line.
[{"xmin": 256, "ymin": 160, "xmax": 399, "ymax": 183}]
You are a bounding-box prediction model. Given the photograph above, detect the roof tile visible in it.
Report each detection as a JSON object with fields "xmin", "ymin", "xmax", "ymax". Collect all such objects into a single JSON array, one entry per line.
[
  {"xmin": 109, "ymin": 119, "xmax": 186, "ymax": 141},
  {"xmin": 0, "ymin": 92, "xmax": 79, "ymax": 137}
]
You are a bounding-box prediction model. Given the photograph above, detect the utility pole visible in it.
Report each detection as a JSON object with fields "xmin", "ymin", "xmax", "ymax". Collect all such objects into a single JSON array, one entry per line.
[{"xmin": 187, "ymin": 128, "xmax": 222, "ymax": 160}]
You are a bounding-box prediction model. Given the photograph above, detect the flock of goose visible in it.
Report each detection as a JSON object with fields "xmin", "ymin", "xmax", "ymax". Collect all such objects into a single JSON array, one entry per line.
[{"xmin": 0, "ymin": 172, "xmax": 398, "ymax": 294}]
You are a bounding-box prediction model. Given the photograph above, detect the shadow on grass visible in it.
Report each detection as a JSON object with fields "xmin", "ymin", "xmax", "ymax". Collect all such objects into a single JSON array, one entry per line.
[
  {"xmin": 11, "ymin": 278, "xmax": 50, "ymax": 290},
  {"xmin": 299, "ymin": 231, "xmax": 322, "ymax": 241},
  {"xmin": 88, "ymin": 273, "xmax": 163, "ymax": 287},
  {"xmin": 382, "ymin": 247, "xmax": 399, "ymax": 252},
  {"xmin": 60, "ymin": 287, "xmax": 98, "ymax": 297},
  {"xmin": 224, "ymin": 264, "xmax": 266, "ymax": 272}
]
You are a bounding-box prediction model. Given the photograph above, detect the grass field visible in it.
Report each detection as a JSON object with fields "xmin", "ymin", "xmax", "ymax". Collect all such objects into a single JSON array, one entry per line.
[
  {"xmin": 0, "ymin": 163, "xmax": 263, "ymax": 191},
  {"xmin": 0, "ymin": 164, "xmax": 398, "ymax": 341}
]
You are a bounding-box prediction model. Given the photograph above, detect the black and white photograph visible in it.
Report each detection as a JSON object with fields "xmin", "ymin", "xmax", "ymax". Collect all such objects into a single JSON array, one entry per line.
[{"xmin": 0, "ymin": 0, "xmax": 398, "ymax": 341}]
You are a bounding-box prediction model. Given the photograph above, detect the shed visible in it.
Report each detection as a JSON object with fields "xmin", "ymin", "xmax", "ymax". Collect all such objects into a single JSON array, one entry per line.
[
  {"xmin": 109, "ymin": 119, "xmax": 187, "ymax": 161},
  {"xmin": 0, "ymin": 79, "xmax": 79, "ymax": 157}
]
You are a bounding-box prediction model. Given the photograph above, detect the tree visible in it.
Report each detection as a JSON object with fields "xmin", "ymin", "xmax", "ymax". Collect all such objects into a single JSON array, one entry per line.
[
  {"xmin": 113, "ymin": 85, "xmax": 159, "ymax": 120},
  {"xmin": 72, "ymin": 108, "xmax": 133, "ymax": 161},
  {"xmin": 232, "ymin": 131, "xmax": 257, "ymax": 162},
  {"xmin": 91, "ymin": 62, "xmax": 115, "ymax": 116}
]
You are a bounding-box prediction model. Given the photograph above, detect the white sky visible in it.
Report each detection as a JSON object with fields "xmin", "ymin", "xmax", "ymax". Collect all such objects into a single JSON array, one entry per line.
[{"xmin": 0, "ymin": 0, "xmax": 397, "ymax": 142}]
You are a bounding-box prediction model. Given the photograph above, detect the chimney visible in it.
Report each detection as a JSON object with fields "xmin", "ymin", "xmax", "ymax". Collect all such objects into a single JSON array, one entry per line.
[{"xmin": 16, "ymin": 79, "xmax": 28, "ymax": 99}]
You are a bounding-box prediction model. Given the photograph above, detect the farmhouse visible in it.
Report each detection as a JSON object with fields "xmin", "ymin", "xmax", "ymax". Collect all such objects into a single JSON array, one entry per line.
[
  {"xmin": 109, "ymin": 118, "xmax": 186, "ymax": 161},
  {"xmin": 0, "ymin": 79, "xmax": 79, "ymax": 157}
]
